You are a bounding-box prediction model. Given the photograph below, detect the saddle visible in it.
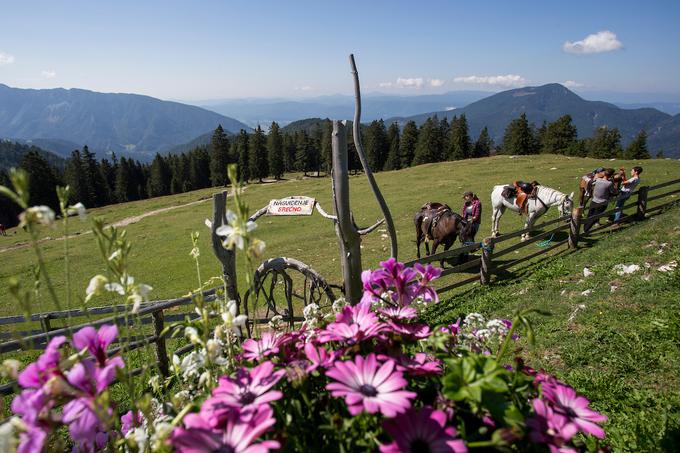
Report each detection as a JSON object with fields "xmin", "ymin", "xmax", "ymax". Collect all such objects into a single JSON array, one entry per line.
[
  {"xmin": 503, "ymin": 181, "xmax": 539, "ymax": 213},
  {"xmin": 421, "ymin": 203, "xmax": 452, "ymax": 240}
]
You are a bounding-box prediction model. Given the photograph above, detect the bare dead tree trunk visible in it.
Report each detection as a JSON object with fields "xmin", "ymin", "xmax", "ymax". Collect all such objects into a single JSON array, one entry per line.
[
  {"xmin": 211, "ymin": 192, "xmax": 239, "ymax": 304},
  {"xmin": 349, "ymin": 54, "xmax": 398, "ymax": 260},
  {"xmin": 331, "ymin": 121, "xmax": 363, "ymax": 304}
]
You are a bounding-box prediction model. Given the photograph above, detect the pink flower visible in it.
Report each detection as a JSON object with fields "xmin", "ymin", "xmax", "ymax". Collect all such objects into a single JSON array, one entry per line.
[
  {"xmin": 389, "ymin": 353, "xmax": 442, "ymax": 376},
  {"xmin": 326, "ymin": 354, "xmax": 415, "ymax": 417},
  {"xmin": 72, "ymin": 324, "xmax": 119, "ymax": 367},
  {"xmin": 541, "ymin": 383, "xmax": 607, "ymax": 439},
  {"xmin": 380, "ymin": 406, "xmax": 467, "ymax": 453},
  {"xmin": 361, "ymin": 258, "xmax": 419, "ymax": 307},
  {"xmin": 121, "ymin": 410, "xmax": 143, "ymax": 436},
  {"xmin": 303, "ymin": 343, "xmax": 337, "ymax": 372},
  {"xmin": 242, "ymin": 332, "xmax": 283, "ymax": 362},
  {"xmin": 171, "ymin": 405, "xmax": 280, "ymax": 453},
  {"xmin": 16, "ymin": 336, "xmax": 66, "ymax": 389},
  {"xmin": 413, "ymin": 263, "xmax": 442, "ymax": 304},
  {"xmin": 317, "ymin": 302, "xmax": 385, "ymax": 344},
  {"xmin": 379, "ymin": 306, "xmax": 418, "ymax": 321},
  {"xmin": 210, "ymin": 361, "xmax": 284, "ymax": 410},
  {"xmin": 527, "ymin": 398, "xmax": 579, "ymax": 452},
  {"xmin": 439, "ymin": 319, "xmax": 461, "ymax": 336},
  {"xmin": 386, "ymin": 321, "xmax": 431, "ymax": 340}
]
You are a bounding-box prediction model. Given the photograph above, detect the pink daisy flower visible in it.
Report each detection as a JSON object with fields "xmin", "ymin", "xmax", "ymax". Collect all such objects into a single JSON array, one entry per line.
[
  {"xmin": 317, "ymin": 302, "xmax": 385, "ymax": 344},
  {"xmin": 380, "ymin": 406, "xmax": 467, "ymax": 453},
  {"xmin": 379, "ymin": 306, "xmax": 418, "ymax": 321},
  {"xmin": 210, "ymin": 361, "xmax": 284, "ymax": 410},
  {"xmin": 527, "ymin": 398, "xmax": 579, "ymax": 451},
  {"xmin": 386, "ymin": 321, "xmax": 431, "ymax": 340},
  {"xmin": 389, "ymin": 352, "xmax": 442, "ymax": 376},
  {"xmin": 326, "ymin": 354, "xmax": 415, "ymax": 417},
  {"xmin": 304, "ymin": 343, "xmax": 338, "ymax": 372},
  {"xmin": 541, "ymin": 383, "xmax": 607, "ymax": 439},
  {"xmin": 171, "ymin": 405, "xmax": 280, "ymax": 453},
  {"xmin": 241, "ymin": 332, "xmax": 283, "ymax": 362}
]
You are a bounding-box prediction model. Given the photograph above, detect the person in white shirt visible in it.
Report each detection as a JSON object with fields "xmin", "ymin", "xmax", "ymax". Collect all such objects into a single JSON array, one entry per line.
[{"xmin": 613, "ymin": 166, "xmax": 642, "ymax": 223}]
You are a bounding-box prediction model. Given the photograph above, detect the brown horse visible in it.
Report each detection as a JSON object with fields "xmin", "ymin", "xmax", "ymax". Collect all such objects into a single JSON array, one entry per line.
[
  {"xmin": 578, "ymin": 167, "xmax": 626, "ymax": 207},
  {"xmin": 414, "ymin": 202, "xmax": 469, "ymax": 267}
]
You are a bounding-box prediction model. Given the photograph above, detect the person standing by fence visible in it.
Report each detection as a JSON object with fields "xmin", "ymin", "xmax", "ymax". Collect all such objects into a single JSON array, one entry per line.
[
  {"xmin": 584, "ymin": 168, "xmax": 618, "ymax": 233},
  {"xmin": 461, "ymin": 191, "xmax": 482, "ymax": 241},
  {"xmin": 613, "ymin": 166, "xmax": 643, "ymax": 224}
]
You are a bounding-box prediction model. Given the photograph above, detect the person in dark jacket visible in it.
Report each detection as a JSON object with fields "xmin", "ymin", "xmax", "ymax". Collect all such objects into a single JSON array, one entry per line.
[
  {"xmin": 461, "ymin": 191, "xmax": 482, "ymax": 241},
  {"xmin": 583, "ymin": 169, "xmax": 618, "ymax": 233}
]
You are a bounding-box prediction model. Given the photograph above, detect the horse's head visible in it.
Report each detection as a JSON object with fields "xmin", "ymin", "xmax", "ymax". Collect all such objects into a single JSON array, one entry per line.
[{"xmin": 559, "ymin": 192, "xmax": 574, "ymax": 218}]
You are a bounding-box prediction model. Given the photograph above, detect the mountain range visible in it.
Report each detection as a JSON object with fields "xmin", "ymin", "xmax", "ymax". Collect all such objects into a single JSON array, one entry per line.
[
  {"xmin": 0, "ymin": 84, "xmax": 250, "ymax": 160},
  {"xmin": 386, "ymin": 84, "xmax": 680, "ymax": 157}
]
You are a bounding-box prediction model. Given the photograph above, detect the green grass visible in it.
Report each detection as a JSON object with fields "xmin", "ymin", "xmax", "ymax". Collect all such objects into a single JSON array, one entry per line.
[
  {"xmin": 2, "ymin": 154, "xmax": 679, "ymax": 316},
  {"xmin": 423, "ymin": 205, "xmax": 680, "ymax": 452}
]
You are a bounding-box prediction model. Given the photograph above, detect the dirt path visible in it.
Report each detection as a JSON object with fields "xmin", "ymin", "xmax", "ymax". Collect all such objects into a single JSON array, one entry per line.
[{"xmin": 0, "ymin": 198, "xmax": 210, "ymax": 254}]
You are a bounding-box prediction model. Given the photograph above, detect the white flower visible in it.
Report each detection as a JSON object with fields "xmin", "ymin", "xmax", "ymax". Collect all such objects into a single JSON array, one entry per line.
[
  {"xmin": 215, "ymin": 210, "xmax": 258, "ymax": 250},
  {"xmin": 249, "ymin": 239, "xmax": 266, "ymax": 258},
  {"xmin": 184, "ymin": 327, "xmax": 201, "ymax": 345},
  {"xmin": 0, "ymin": 359, "xmax": 21, "ymax": 380},
  {"xmin": 19, "ymin": 205, "xmax": 55, "ymax": 227},
  {"xmin": 108, "ymin": 249, "xmax": 121, "ymax": 261},
  {"xmin": 85, "ymin": 275, "xmax": 109, "ymax": 302},
  {"xmin": 220, "ymin": 300, "xmax": 248, "ymax": 334},
  {"xmin": 67, "ymin": 202, "xmax": 87, "ymax": 220},
  {"xmin": 268, "ymin": 315, "xmax": 284, "ymax": 331},
  {"xmin": 189, "ymin": 247, "xmax": 200, "ymax": 259},
  {"xmin": 332, "ymin": 298, "xmax": 347, "ymax": 313},
  {"xmin": 486, "ymin": 319, "xmax": 509, "ymax": 336},
  {"xmin": 303, "ymin": 303, "xmax": 320, "ymax": 320},
  {"xmin": 0, "ymin": 417, "xmax": 23, "ymax": 453},
  {"xmin": 105, "ymin": 282, "xmax": 125, "ymax": 295},
  {"xmin": 464, "ymin": 313, "xmax": 486, "ymax": 330}
]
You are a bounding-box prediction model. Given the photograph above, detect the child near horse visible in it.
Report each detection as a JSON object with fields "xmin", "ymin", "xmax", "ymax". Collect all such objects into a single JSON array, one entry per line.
[
  {"xmin": 613, "ymin": 166, "xmax": 642, "ymax": 223},
  {"xmin": 461, "ymin": 191, "xmax": 481, "ymax": 241},
  {"xmin": 583, "ymin": 168, "xmax": 618, "ymax": 233}
]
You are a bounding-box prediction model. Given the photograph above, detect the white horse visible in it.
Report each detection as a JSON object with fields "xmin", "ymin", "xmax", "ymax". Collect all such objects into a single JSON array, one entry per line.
[{"xmin": 490, "ymin": 185, "xmax": 573, "ymax": 241}]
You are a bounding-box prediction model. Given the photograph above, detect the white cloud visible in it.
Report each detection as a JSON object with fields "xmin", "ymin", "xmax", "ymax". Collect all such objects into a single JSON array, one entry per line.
[
  {"xmin": 396, "ymin": 77, "xmax": 424, "ymax": 88},
  {"xmin": 453, "ymin": 74, "xmax": 527, "ymax": 87},
  {"xmin": 563, "ymin": 30, "xmax": 623, "ymax": 55},
  {"xmin": 378, "ymin": 81, "xmax": 394, "ymax": 88},
  {"xmin": 0, "ymin": 52, "xmax": 15, "ymax": 65},
  {"xmin": 41, "ymin": 70, "xmax": 56, "ymax": 79},
  {"xmin": 563, "ymin": 80, "xmax": 583, "ymax": 88},
  {"xmin": 294, "ymin": 85, "xmax": 313, "ymax": 91},
  {"xmin": 429, "ymin": 78, "xmax": 445, "ymax": 87}
]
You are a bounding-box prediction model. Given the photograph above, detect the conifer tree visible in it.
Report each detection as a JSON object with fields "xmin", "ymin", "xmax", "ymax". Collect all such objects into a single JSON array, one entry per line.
[
  {"xmin": 114, "ymin": 157, "xmax": 132, "ymax": 202},
  {"xmin": 0, "ymin": 170, "xmax": 23, "ymax": 227},
  {"xmin": 384, "ymin": 122, "xmax": 401, "ymax": 170},
  {"xmin": 399, "ymin": 121, "xmax": 418, "ymax": 168},
  {"xmin": 473, "ymin": 127, "xmax": 493, "ymax": 158},
  {"xmin": 439, "ymin": 118, "xmax": 451, "ymax": 156},
  {"xmin": 210, "ymin": 125, "xmax": 230, "ymax": 187},
  {"xmin": 625, "ymin": 130, "xmax": 651, "ymax": 159},
  {"xmin": 364, "ymin": 120, "xmax": 389, "ymax": 171},
  {"xmin": 412, "ymin": 118, "xmax": 441, "ymax": 165},
  {"xmin": 501, "ymin": 113, "xmax": 539, "ymax": 155},
  {"xmin": 20, "ymin": 151, "xmax": 60, "ymax": 210},
  {"xmin": 236, "ymin": 130, "xmax": 250, "ymax": 182},
  {"xmin": 82, "ymin": 146, "xmax": 109, "ymax": 206},
  {"xmin": 64, "ymin": 150, "xmax": 91, "ymax": 207},
  {"xmin": 541, "ymin": 115, "xmax": 577, "ymax": 155},
  {"xmin": 294, "ymin": 131, "xmax": 311, "ymax": 175},
  {"xmin": 586, "ymin": 126, "xmax": 622, "ymax": 159},
  {"xmin": 249, "ymin": 126, "xmax": 268, "ymax": 182},
  {"xmin": 320, "ymin": 120, "xmax": 333, "ymax": 175},
  {"xmin": 189, "ymin": 146, "xmax": 211, "ymax": 189},
  {"xmin": 283, "ymin": 133, "xmax": 297, "ymax": 173},
  {"xmin": 449, "ymin": 114, "xmax": 471, "ymax": 160},
  {"xmin": 267, "ymin": 122, "xmax": 284, "ymax": 180},
  {"xmin": 148, "ymin": 153, "xmax": 171, "ymax": 197}
]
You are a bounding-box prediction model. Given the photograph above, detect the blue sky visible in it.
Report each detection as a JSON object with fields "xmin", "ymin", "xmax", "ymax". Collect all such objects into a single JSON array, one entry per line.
[{"xmin": 1, "ymin": 0, "xmax": 679, "ymax": 100}]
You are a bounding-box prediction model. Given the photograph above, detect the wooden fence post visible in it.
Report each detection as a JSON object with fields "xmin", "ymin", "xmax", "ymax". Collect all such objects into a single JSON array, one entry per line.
[
  {"xmin": 39, "ymin": 314, "xmax": 52, "ymax": 334},
  {"xmin": 331, "ymin": 120, "xmax": 363, "ymax": 304},
  {"xmin": 568, "ymin": 207, "xmax": 582, "ymax": 249},
  {"xmin": 636, "ymin": 186, "xmax": 649, "ymax": 220},
  {"xmin": 480, "ymin": 237, "xmax": 493, "ymax": 285},
  {"xmin": 152, "ymin": 311, "xmax": 169, "ymax": 377},
  {"xmin": 211, "ymin": 191, "xmax": 239, "ymax": 303}
]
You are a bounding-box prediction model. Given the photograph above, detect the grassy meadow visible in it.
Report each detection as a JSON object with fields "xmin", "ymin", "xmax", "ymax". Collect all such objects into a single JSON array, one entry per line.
[{"xmin": 1, "ymin": 154, "xmax": 679, "ymax": 316}]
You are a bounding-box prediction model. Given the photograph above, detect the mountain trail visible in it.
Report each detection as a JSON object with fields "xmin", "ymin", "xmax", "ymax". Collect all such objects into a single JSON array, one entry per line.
[{"xmin": 0, "ymin": 198, "xmax": 210, "ymax": 254}]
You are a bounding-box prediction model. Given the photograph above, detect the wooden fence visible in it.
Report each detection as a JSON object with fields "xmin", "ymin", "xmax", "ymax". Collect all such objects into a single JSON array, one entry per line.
[{"xmin": 1, "ymin": 177, "xmax": 678, "ymax": 397}]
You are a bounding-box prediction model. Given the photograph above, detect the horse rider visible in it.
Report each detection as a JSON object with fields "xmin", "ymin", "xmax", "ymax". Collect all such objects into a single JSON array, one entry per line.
[
  {"xmin": 461, "ymin": 191, "xmax": 481, "ymax": 241},
  {"xmin": 583, "ymin": 168, "xmax": 618, "ymax": 233},
  {"xmin": 613, "ymin": 166, "xmax": 642, "ymax": 224},
  {"xmin": 582, "ymin": 167, "xmax": 606, "ymax": 199}
]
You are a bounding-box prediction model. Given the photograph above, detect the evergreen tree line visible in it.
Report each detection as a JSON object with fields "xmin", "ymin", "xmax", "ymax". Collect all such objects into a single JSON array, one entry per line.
[{"xmin": 1, "ymin": 114, "xmax": 654, "ymax": 228}]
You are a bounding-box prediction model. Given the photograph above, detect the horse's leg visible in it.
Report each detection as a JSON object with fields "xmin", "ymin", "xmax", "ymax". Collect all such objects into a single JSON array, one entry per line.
[
  {"xmin": 425, "ymin": 240, "xmax": 431, "ymax": 256},
  {"xmin": 492, "ymin": 206, "xmax": 505, "ymax": 237},
  {"xmin": 416, "ymin": 227, "xmax": 422, "ymax": 259},
  {"xmin": 442, "ymin": 237, "xmax": 456, "ymax": 267},
  {"xmin": 522, "ymin": 213, "xmax": 536, "ymax": 241}
]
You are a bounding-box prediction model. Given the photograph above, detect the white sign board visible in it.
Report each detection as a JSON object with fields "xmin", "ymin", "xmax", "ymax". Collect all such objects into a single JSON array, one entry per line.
[{"xmin": 267, "ymin": 196, "xmax": 316, "ymax": 216}]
